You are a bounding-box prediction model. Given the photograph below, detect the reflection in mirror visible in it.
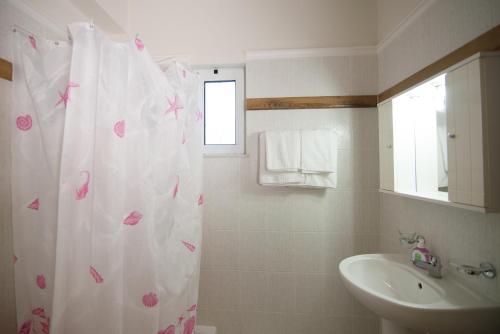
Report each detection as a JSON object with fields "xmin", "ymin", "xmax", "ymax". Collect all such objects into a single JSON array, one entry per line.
[{"xmin": 392, "ymin": 74, "xmax": 447, "ymax": 201}]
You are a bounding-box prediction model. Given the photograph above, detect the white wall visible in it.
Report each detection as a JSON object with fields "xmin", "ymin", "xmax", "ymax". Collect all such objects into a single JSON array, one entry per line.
[
  {"xmin": 128, "ymin": 0, "xmax": 378, "ymax": 65},
  {"xmin": 377, "ymin": 0, "xmax": 424, "ymax": 43},
  {"xmin": 198, "ymin": 54, "xmax": 380, "ymax": 334},
  {"xmin": 15, "ymin": 0, "xmax": 380, "ymax": 65},
  {"xmin": 378, "ymin": 0, "xmax": 500, "ymax": 92}
]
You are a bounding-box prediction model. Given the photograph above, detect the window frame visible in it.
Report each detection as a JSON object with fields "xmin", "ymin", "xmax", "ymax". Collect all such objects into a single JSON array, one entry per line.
[{"xmin": 197, "ymin": 66, "xmax": 245, "ymax": 155}]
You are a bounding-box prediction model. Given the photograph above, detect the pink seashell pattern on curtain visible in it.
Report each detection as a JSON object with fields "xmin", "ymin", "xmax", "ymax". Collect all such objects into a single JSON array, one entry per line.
[
  {"xmin": 18, "ymin": 320, "xmax": 31, "ymax": 334},
  {"xmin": 75, "ymin": 171, "xmax": 90, "ymax": 200},
  {"xmin": 123, "ymin": 211, "xmax": 143, "ymax": 225},
  {"xmin": 16, "ymin": 115, "xmax": 32, "ymax": 131},
  {"xmin": 89, "ymin": 266, "xmax": 104, "ymax": 283},
  {"xmin": 114, "ymin": 120, "xmax": 125, "ymax": 137},
  {"xmin": 11, "ymin": 25, "xmax": 203, "ymax": 334},
  {"xmin": 28, "ymin": 198, "xmax": 39, "ymax": 210},
  {"xmin": 36, "ymin": 275, "xmax": 46, "ymax": 289},
  {"xmin": 158, "ymin": 324, "xmax": 176, "ymax": 334},
  {"xmin": 142, "ymin": 292, "xmax": 158, "ymax": 307},
  {"xmin": 183, "ymin": 316, "xmax": 196, "ymax": 334}
]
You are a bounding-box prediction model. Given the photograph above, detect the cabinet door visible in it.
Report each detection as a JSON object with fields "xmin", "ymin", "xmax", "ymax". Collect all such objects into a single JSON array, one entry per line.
[
  {"xmin": 378, "ymin": 101, "xmax": 394, "ymax": 191},
  {"xmin": 446, "ymin": 60, "xmax": 485, "ymax": 207}
]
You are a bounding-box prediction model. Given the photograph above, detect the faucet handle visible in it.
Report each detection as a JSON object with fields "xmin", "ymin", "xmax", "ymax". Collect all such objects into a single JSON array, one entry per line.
[
  {"xmin": 399, "ymin": 230, "xmax": 424, "ymax": 248},
  {"xmin": 449, "ymin": 261, "xmax": 496, "ymax": 279}
]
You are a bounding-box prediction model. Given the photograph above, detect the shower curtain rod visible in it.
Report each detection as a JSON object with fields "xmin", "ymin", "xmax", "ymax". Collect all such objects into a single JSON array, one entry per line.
[{"xmin": 0, "ymin": 22, "xmax": 154, "ymax": 82}]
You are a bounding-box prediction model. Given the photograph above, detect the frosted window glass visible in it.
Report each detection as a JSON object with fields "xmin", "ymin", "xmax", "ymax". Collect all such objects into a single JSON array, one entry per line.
[{"xmin": 204, "ymin": 81, "xmax": 236, "ymax": 145}]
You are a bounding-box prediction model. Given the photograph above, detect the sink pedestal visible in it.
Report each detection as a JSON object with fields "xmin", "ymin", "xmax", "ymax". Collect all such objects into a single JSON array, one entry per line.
[{"xmin": 381, "ymin": 319, "xmax": 425, "ymax": 334}]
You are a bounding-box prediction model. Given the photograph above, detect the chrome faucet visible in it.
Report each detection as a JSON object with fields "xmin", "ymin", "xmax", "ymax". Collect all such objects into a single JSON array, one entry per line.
[{"xmin": 412, "ymin": 254, "xmax": 442, "ymax": 278}]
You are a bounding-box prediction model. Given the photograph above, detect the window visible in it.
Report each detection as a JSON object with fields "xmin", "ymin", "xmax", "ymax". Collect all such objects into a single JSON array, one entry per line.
[{"xmin": 198, "ymin": 67, "xmax": 245, "ymax": 154}]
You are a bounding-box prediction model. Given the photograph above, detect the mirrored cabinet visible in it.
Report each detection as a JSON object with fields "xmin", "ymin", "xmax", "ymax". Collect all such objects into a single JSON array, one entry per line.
[{"xmin": 378, "ymin": 52, "xmax": 500, "ymax": 212}]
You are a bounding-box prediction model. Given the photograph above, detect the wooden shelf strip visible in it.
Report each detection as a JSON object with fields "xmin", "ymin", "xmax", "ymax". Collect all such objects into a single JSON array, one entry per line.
[
  {"xmin": 246, "ymin": 95, "xmax": 377, "ymax": 110},
  {"xmin": 0, "ymin": 58, "xmax": 13, "ymax": 81}
]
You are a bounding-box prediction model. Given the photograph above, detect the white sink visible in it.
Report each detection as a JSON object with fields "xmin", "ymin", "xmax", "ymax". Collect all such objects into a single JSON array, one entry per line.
[{"xmin": 339, "ymin": 254, "xmax": 500, "ymax": 334}]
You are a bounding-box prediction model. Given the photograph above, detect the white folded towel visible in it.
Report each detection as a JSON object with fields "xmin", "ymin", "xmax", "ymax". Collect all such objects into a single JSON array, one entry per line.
[
  {"xmin": 259, "ymin": 133, "xmax": 305, "ymax": 186},
  {"xmin": 301, "ymin": 172, "xmax": 337, "ymax": 188},
  {"xmin": 301, "ymin": 129, "xmax": 338, "ymax": 174},
  {"xmin": 265, "ymin": 130, "xmax": 301, "ymax": 172},
  {"xmin": 259, "ymin": 132, "xmax": 337, "ymax": 188}
]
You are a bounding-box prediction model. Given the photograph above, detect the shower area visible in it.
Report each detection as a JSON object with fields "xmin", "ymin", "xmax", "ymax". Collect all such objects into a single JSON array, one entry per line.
[{"xmin": 5, "ymin": 21, "xmax": 204, "ymax": 334}]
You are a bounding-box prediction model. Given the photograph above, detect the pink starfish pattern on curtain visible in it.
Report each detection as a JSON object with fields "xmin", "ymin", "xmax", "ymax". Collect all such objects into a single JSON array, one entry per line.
[
  {"xmin": 28, "ymin": 198, "xmax": 39, "ymax": 210},
  {"xmin": 166, "ymin": 95, "xmax": 183, "ymax": 119},
  {"xmin": 16, "ymin": 115, "xmax": 32, "ymax": 131},
  {"xmin": 75, "ymin": 171, "xmax": 90, "ymax": 200},
  {"xmin": 55, "ymin": 81, "xmax": 79, "ymax": 108},
  {"xmin": 197, "ymin": 195, "xmax": 204, "ymax": 206},
  {"xmin": 89, "ymin": 266, "xmax": 104, "ymax": 283}
]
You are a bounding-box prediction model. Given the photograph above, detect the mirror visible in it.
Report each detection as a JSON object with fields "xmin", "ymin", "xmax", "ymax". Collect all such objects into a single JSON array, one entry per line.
[{"xmin": 392, "ymin": 74, "xmax": 448, "ymax": 201}]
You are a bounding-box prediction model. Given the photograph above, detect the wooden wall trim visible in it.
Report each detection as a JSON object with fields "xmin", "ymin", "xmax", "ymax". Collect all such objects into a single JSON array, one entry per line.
[
  {"xmin": 0, "ymin": 58, "xmax": 13, "ymax": 81},
  {"xmin": 378, "ymin": 23, "xmax": 500, "ymax": 103},
  {"xmin": 246, "ymin": 95, "xmax": 377, "ymax": 110}
]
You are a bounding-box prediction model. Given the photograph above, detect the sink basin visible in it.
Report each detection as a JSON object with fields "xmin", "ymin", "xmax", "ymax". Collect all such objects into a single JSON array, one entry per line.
[{"xmin": 339, "ymin": 254, "xmax": 500, "ymax": 334}]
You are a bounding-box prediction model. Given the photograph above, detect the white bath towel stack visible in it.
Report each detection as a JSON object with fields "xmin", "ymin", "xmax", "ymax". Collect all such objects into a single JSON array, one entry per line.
[{"xmin": 259, "ymin": 129, "xmax": 338, "ymax": 188}]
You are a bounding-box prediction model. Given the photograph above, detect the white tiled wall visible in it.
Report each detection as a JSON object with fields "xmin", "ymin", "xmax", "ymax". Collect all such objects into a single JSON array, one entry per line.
[
  {"xmin": 377, "ymin": 0, "xmax": 500, "ymax": 318},
  {"xmin": 198, "ymin": 55, "xmax": 380, "ymax": 334},
  {"xmin": 378, "ymin": 0, "xmax": 500, "ymax": 92},
  {"xmin": 246, "ymin": 54, "xmax": 378, "ymax": 97}
]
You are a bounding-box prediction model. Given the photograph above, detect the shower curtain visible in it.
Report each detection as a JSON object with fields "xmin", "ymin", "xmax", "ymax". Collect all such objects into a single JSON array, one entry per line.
[{"xmin": 11, "ymin": 23, "xmax": 203, "ymax": 334}]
